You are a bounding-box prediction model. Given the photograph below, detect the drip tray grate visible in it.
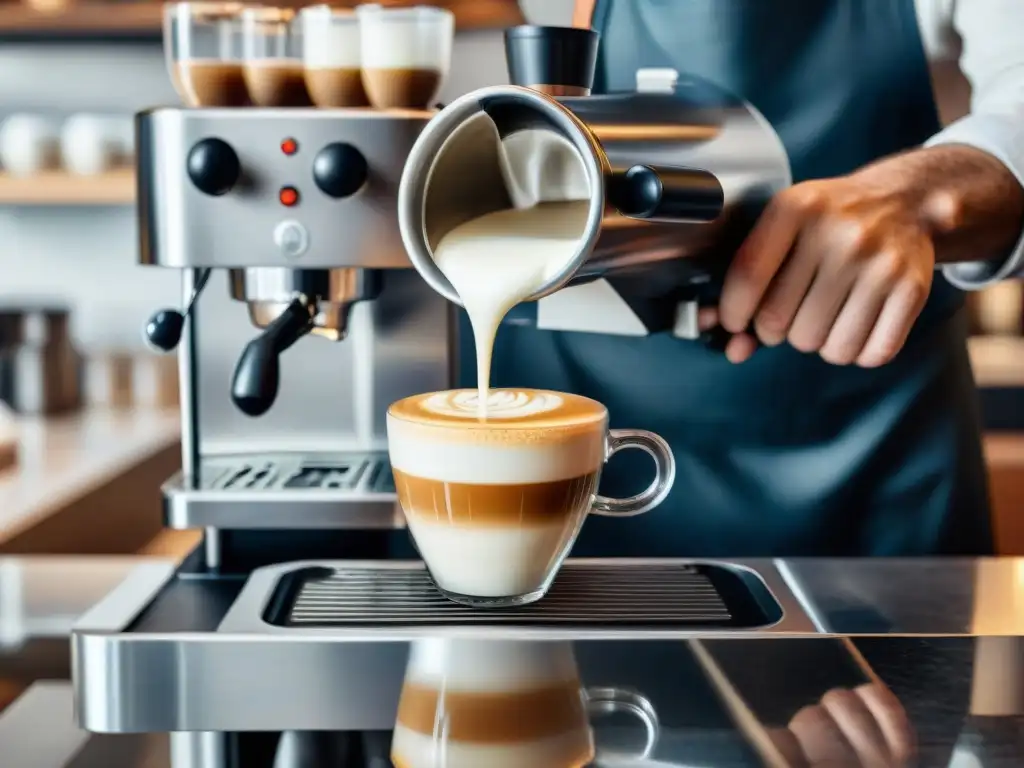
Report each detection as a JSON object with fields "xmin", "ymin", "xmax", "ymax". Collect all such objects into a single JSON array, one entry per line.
[{"xmin": 261, "ymin": 563, "xmax": 781, "ymax": 630}]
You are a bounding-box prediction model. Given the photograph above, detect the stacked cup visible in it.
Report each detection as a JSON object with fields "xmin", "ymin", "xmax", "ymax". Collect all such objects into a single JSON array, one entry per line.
[
  {"xmin": 163, "ymin": 2, "xmax": 454, "ymax": 110},
  {"xmin": 299, "ymin": 6, "xmax": 369, "ymax": 108},
  {"xmin": 241, "ymin": 7, "xmax": 313, "ymax": 107},
  {"xmin": 165, "ymin": 1, "xmax": 251, "ymax": 107},
  {"xmin": 353, "ymin": 4, "xmax": 453, "ymax": 109}
]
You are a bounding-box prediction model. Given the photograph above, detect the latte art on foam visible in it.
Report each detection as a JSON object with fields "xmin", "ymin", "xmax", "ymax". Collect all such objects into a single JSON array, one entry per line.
[{"xmin": 422, "ymin": 390, "xmax": 563, "ymax": 420}]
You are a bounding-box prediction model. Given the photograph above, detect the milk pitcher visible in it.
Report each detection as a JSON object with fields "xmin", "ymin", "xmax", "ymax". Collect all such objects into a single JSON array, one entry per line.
[{"xmin": 397, "ymin": 25, "xmax": 791, "ymax": 339}]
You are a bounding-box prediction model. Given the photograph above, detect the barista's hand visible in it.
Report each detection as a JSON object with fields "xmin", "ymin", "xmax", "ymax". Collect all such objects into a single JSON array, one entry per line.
[
  {"xmin": 768, "ymin": 683, "xmax": 916, "ymax": 767},
  {"xmin": 717, "ymin": 145, "xmax": 1024, "ymax": 366},
  {"xmin": 717, "ymin": 173, "xmax": 935, "ymax": 367}
]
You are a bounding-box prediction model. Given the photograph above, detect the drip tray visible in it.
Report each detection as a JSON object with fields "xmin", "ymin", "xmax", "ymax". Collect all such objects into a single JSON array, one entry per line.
[{"xmin": 217, "ymin": 560, "xmax": 785, "ymax": 637}]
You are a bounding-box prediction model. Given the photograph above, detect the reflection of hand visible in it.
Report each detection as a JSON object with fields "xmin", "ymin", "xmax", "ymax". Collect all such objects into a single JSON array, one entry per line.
[{"xmin": 768, "ymin": 684, "xmax": 916, "ymax": 767}]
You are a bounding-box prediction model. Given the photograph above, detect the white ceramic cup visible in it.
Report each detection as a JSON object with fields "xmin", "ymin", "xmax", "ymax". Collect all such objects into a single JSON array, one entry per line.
[
  {"xmin": 0, "ymin": 114, "xmax": 61, "ymax": 177},
  {"xmin": 60, "ymin": 114, "xmax": 129, "ymax": 176}
]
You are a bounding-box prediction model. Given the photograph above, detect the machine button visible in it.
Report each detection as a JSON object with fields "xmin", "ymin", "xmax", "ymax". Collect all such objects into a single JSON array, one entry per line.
[
  {"xmin": 186, "ymin": 138, "xmax": 240, "ymax": 196},
  {"xmin": 279, "ymin": 186, "xmax": 299, "ymax": 207},
  {"xmin": 273, "ymin": 219, "xmax": 309, "ymax": 258},
  {"xmin": 312, "ymin": 142, "xmax": 367, "ymax": 199},
  {"xmin": 281, "ymin": 137, "xmax": 298, "ymax": 156}
]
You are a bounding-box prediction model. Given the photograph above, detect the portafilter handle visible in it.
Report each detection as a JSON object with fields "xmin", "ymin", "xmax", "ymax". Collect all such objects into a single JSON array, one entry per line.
[
  {"xmin": 231, "ymin": 296, "xmax": 315, "ymax": 417},
  {"xmin": 144, "ymin": 267, "xmax": 212, "ymax": 352}
]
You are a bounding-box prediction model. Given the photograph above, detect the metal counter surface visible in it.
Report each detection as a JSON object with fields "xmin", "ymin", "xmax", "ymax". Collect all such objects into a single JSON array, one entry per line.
[
  {"xmin": 777, "ymin": 558, "xmax": 1024, "ymax": 635},
  {"xmin": 4, "ymin": 637, "xmax": 1024, "ymax": 767},
  {"xmin": 7, "ymin": 556, "xmax": 1024, "ymax": 766}
]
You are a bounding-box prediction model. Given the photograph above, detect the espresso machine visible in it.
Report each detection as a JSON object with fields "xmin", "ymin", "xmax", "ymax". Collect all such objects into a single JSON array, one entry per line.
[
  {"xmin": 70, "ymin": 25, "xmax": 820, "ymax": 768},
  {"xmin": 138, "ymin": 107, "xmax": 453, "ymax": 546}
]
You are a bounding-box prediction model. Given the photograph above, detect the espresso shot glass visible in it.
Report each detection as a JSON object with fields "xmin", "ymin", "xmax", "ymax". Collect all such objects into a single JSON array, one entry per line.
[
  {"xmin": 165, "ymin": 1, "xmax": 249, "ymax": 107},
  {"xmin": 241, "ymin": 7, "xmax": 313, "ymax": 107},
  {"xmin": 387, "ymin": 389, "xmax": 676, "ymax": 607},
  {"xmin": 355, "ymin": 4, "xmax": 454, "ymax": 109},
  {"xmin": 300, "ymin": 6, "xmax": 369, "ymax": 108}
]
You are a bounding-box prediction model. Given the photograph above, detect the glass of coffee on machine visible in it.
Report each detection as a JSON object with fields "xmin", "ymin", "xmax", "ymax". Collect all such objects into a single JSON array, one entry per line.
[
  {"xmin": 164, "ymin": 2, "xmax": 250, "ymax": 107},
  {"xmin": 356, "ymin": 4, "xmax": 454, "ymax": 109},
  {"xmin": 300, "ymin": 6, "xmax": 369, "ymax": 108},
  {"xmin": 241, "ymin": 7, "xmax": 313, "ymax": 107},
  {"xmin": 387, "ymin": 389, "xmax": 676, "ymax": 607}
]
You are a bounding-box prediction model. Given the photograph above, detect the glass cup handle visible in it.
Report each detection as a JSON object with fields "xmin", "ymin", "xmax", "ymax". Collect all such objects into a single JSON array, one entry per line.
[
  {"xmin": 592, "ymin": 429, "xmax": 676, "ymax": 517},
  {"xmin": 584, "ymin": 686, "xmax": 660, "ymax": 761}
]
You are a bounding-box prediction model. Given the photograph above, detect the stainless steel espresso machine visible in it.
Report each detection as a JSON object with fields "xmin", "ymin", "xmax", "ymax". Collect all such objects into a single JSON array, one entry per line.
[
  {"xmin": 69, "ymin": 25, "xmax": 833, "ymax": 768},
  {"xmin": 139, "ymin": 108, "xmax": 453, "ymax": 541}
]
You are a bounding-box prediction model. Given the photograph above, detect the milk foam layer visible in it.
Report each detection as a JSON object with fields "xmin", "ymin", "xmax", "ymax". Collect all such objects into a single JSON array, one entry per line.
[
  {"xmin": 388, "ymin": 390, "xmax": 606, "ymax": 484},
  {"xmin": 421, "ymin": 389, "xmax": 563, "ymax": 420},
  {"xmin": 300, "ymin": 8, "xmax": 360, "ymax": 68},
  {"xmin": 409, "ymin": 517, "xmax": 583, "ymax": 596},
  {"xmin": 392, "ymin": 725, "xmax": 592, "ymax": 768},
  {"xmin": 356, "ymin": 5, "xmax": 453, "ymax": 70},
  {"xmin": 406, "ymin": 639, "xmax": 578, "ymax": 690}
]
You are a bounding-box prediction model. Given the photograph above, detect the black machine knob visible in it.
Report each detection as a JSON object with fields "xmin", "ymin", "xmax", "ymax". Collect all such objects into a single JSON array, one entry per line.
[
  {"xmin": 145, "ymin": 310, "xmax": 185, "ymax": 352},
  {"xmin": 144, "ymin": 268, "xmax": 212, "ymax": 352},
  {"xmin": 231, "ymin": 297, "xmax": 314, "ymax": 417},
  {"xmin": 312, "ymin": 143, "xmax": 367, "ymax": 199},
  {"xmin": 187, "ymin": 138, "xmax": 240, "ymax": 196},
  {"xmin": 610, "ymin": 165, "xmax": 724, "ymax": 222}
]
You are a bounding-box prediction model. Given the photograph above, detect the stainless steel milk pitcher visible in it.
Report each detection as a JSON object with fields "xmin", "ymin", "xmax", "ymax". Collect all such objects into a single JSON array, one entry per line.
[{"xmin": 397, "ymin": 25, "xmax": 792, "ymax": 337}]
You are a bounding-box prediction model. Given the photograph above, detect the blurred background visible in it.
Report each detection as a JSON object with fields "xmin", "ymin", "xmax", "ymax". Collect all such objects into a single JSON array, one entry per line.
[{"xmin": 0, "ymin": 0, "xmax": 1019, "ymax": 575}]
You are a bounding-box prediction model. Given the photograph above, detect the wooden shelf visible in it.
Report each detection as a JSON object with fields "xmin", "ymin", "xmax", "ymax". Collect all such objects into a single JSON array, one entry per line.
[
  {"xmin": 0, "ymin": 0, "xmax": 522, "ymax": 37},
  {"xmin": 969, "ymin": 335, "xmax": 1024, "ymax": 388},
  {"xmin": 0, "ymin": 169, "xmax": 134, "ymax": 205},
  {"xmin": 0, "ymin": 3, "xmax": 162, "ymax": 36}
]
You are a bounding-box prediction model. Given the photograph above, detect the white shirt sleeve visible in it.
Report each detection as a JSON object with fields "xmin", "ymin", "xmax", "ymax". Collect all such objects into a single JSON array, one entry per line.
[{"xmin": 925, "ymin": 0, "xmax": 1024, "ymax": 290}]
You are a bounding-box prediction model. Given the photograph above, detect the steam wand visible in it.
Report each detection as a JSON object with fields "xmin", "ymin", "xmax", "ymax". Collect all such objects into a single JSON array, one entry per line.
[
  {"xmin": 145, "ymin": 268, "xmax": 212, "ymax": 352},
  {"xmin": 231, "ymin": 296, "xmax": 315, "ymax": 417}
]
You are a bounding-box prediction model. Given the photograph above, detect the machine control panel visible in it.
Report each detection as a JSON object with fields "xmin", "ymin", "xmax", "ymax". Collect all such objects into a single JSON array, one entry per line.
[{"xmin": 138, "ymin": 108, "xmax": 432, "ymax": 268}]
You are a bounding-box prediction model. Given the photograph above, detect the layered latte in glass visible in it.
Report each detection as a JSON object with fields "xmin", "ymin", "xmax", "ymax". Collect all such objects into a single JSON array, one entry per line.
[{"xmin": 387, "ymin": 388, "xmax": 675, "ymax": 606}]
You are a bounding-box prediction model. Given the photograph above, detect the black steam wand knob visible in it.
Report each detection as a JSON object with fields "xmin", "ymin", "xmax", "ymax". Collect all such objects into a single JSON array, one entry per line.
[
  {"xmin": 145, "ymin": 268, "xmax": 212, "ymax": 352},
  {"xmin": 231, "ymin": 296, "xmax": 315, "ymax": 417}
]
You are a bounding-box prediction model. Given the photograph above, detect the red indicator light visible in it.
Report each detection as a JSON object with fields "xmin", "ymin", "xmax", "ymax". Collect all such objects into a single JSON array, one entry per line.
[
  {"xmin": 281, "ymin": 138, "xmax": 298, "ymax": 155},
  {"xmin": 279, "ymin": 186, "xmax": 299, "ymax": 206}
]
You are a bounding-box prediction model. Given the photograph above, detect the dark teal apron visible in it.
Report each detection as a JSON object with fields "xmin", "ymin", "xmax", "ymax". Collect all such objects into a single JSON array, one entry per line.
[{"xmin": 478, "ymin": 0, "xmax": 993, "ymax": 557}]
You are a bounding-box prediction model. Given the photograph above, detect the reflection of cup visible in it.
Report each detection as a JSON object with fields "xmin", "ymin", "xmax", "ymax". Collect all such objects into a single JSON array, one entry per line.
[
  {"xmin": 300, "ymin": 5, "xmax": 369, "ymax": 108},
  {"xmin": 387, "ymin": 389, "xmax": 675, "ymax": 606},
  {"xmin": 242, "ymin": 7, "xmax": 312, "ymax": 107},
  {"xmin": 392, "ymin": 639, "xmax": 658, "ymax": 768},
  {"xmin": 355, "ymin": 4, "xmax": 453, "ymax": 109},
  {"xmin": 164, "ymin": 2, "xmax": 250, "ymax": 107}
]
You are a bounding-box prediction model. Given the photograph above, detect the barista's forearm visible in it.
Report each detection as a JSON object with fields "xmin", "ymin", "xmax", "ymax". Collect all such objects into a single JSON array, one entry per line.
[{"xmin": 853, "ymin": 144, "xmax": 1024, "ymax": 265}]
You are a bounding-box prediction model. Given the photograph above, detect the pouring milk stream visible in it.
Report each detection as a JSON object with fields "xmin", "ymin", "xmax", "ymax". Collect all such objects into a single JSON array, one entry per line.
[{"xmin": 430, "ymin": 126, "xmax": 591, "ymax": 419}]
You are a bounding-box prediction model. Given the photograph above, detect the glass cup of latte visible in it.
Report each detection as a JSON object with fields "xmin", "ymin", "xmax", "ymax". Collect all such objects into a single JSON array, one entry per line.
[
  {"xmin": 164, "ymin": 2, "xmax": 250, "ymax": 107},
  {"xmin": 299, "ymin": 6, "xmax": 369, "ymax": 108},
  {"xmin": 392, "ymin": 638, "xmax": 659, "ymax": 768},
  {"xmin": 241, "ymin": 7, "xmax": 313, "ymax": 107},
  {"xmin": 387, "ymin": 389, "xmax": 676, "ymax": 606},
  {"xmin": 355, "ymin": 3, "xmax": 454, "ymax": 109}
]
